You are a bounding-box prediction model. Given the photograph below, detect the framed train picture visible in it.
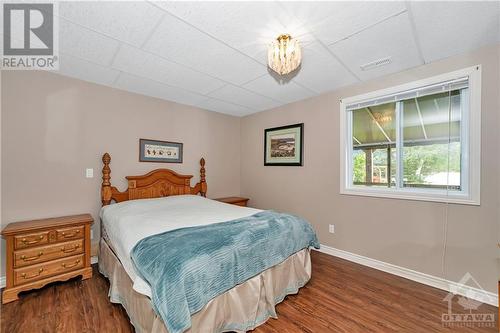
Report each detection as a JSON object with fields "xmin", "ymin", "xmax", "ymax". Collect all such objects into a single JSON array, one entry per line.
[
  {"xmin": 264, "ymin": 123, "xmax": 303, "ymax": 166},
  {"xmin": 139, "ymin": 139, "xmax": 183, "ymax": 163}
]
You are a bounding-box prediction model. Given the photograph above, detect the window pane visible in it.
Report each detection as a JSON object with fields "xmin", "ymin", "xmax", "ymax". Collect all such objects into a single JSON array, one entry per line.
[
  {"xmin": 352, "ymin": 146, "xmax": 396, "ymax": 187},
  {"xmin": 352, "ymin": 103, "xmax": 396, "ymax": 145},
  {"xmin": 352, "ymin": 149, "xmax": 366, "ymax": 183},
  {"xmin": 352, "ymin": 102, "xmax": 396, "ymax": 187},
  {"xmin": 401, "ymin": 90, "xmax": 462, "ymax": 190}
]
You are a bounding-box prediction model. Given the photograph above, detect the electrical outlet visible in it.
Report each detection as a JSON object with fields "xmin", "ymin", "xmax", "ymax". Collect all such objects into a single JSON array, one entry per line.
[
  {"xmin": 329, "ymin": 224, "xmax": 335, "ymax": 234},
  {"xmin": 86, "ymin": 168, "xmax": 94, "ymax": 178}
]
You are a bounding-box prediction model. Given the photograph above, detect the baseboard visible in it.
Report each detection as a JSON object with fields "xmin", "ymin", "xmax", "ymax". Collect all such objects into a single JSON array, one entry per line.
[
  {"xmin": 0, "ymin": 256, "xmax": 98, "ymax": 289},
  {"xmin": 2, "ymin": 250, "xmax": 496, "ymax": 307},
  {"xmin": 316, "ymin": 244, "xmax": 498, "ymax": 307}
]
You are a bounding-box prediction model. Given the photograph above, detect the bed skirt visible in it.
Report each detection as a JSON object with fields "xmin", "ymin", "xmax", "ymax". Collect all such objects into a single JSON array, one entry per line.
[{"xmin": 98, "ymin": 239, "xmax": 312, "ymax": 333}]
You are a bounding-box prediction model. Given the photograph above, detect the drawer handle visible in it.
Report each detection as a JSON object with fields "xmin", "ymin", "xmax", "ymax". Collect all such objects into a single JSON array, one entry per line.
[
  {"xmin": 61, "ymin": 230, "xmax": 80, "ymax": 238},
  {"xmin": 61, "ymin": 245, "xmax": 79, "ymax": 253},
  {"xmin": 21, "ymin": 235, "xmax": 44, "ymax": 245},
  {"xmin": 21, "ymin": 252, "xmax": 43, "ymax": 261},
  {"xmin": 62, "ymin": 259, "xmax": 80, "ymax": 269},
  {"xmin": 21, "ymin": 268, "xmax": 43, "ymax": 279}
]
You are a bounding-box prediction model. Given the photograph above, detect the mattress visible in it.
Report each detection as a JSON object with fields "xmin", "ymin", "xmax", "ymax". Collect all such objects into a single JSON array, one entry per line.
[{"xmin": 100, "ymin": 195, "xmax": 261, "ymax": 297}]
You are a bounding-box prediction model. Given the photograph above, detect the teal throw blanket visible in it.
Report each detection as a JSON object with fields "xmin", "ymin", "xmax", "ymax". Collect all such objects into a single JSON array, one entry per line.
[{"xmin": 131, "ymin": 210, "xmax": 319, "ymax": 333}]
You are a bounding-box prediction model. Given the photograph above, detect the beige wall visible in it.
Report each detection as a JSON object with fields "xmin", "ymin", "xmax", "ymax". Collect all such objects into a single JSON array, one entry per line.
[
  {"xmin": 1, "ymin": 71, "xmax": 241, "ymax": 275},
  {"xmin": 1, "ymin": 45, "xmax": 498, "ymax": 293},
  {"xmin": 241, "ymin": 44, "xmax": 500, "ymax": 293}
]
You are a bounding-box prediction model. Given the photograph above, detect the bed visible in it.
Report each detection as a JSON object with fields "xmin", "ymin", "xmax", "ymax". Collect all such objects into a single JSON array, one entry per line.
[{"xmin": 98, "ymin": 153, "xmax": 318, "ymax": 333}]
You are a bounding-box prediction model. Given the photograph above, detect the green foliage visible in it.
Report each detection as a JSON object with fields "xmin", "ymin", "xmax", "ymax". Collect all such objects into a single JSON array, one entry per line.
[
  {"xmin": 353, "ymin": 151, "xmax": 366, "ymax": 183},
  {"xmin": 352, "ymin": 142, "xmax": 461, "ymax": 184},
  {"xmin": 402, "ymin": 143, "xmax": 460, "ymax": 184}
]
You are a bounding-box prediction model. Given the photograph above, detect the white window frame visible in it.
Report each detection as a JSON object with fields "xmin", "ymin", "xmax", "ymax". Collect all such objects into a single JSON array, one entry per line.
[{"xmin": 339, "ymin": 65, "xmax": 481, "ymax": 205}]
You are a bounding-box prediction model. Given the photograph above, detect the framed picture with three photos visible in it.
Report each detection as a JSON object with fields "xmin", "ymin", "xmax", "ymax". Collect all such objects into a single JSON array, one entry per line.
[{"xmin": 264, "ymin": 123, "xmax": 303, "ymax": 166}]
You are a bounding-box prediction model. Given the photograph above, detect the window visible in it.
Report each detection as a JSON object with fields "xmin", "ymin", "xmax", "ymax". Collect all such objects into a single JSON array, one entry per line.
[{"xmin": 340, "ymin": 66, "xmax": 481, "ymax": 205}]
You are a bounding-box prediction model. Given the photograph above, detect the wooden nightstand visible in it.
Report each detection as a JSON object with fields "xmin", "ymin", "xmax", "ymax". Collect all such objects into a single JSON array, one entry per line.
[
  {"xmin": 1, "ymin": 214, "xmax": 93, "ymax": 304},
  {"xmin": 214, "ymin": 197, "xmax": 250, "ymax": 207}
]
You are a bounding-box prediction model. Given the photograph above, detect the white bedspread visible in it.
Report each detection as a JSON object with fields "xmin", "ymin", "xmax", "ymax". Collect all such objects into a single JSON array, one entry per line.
[{"xmin": 100, "ymin": 195, "xmax": 261, "ymax": 297}]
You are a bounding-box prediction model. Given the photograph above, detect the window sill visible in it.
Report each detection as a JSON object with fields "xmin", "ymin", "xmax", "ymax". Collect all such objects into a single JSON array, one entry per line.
[{"xmin": 340, "ymin": 187, "xmax": 480, "ymax": 205}]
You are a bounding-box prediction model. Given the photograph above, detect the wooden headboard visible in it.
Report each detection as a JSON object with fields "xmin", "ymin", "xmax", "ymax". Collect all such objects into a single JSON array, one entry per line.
[{"xmin": 101, "ymin": 153, "xmax": 207, "ymax": 206}]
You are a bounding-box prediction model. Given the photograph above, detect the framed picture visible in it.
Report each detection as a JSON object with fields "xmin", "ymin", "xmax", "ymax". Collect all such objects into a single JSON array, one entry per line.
[
  {"xmin": 139, "ymin": 139, "xmax": 183, "ymax": 163},
  {"xmin": 264, "ymin": 123, "xmax": 303, "ymax": 166}
]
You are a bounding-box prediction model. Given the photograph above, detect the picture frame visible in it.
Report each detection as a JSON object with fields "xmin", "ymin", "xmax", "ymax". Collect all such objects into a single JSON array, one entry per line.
[
  {"xmin": 139, "ymin": 139, "xmax": 183, "ymax": 163},
  {"xmin": 264, "ymin": 123, "xmax": 303, "ymax": 166}
]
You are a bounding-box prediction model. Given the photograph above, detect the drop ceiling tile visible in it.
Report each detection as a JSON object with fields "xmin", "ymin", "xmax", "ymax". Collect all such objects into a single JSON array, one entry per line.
[
  {"xmin": 20, "ymin": 2, "xmax": 499, "ymax": 118},
  {"xmin": 195, "ymin": 98, "xmax": 254, "ymax": 116},
  {"xmin": 410, "ymin": 1, "xmax": 500, "ymax": 62},
  {"xmin": 279, "ymin": 2, "xmax": 348, "ymax": 27},
  {"xmin": 57, "ymin": 53, "xmax": 120, "ymax": 86},
  {"xmin": 59, "ymin": 19, "xmax": 119, "ymax": 66},
  {"xmin": 59, "ymin": 1, "xmax": 163, "ymax": 46},
  {"xmin": 155, "ymin": 1, "xmax": 304, "ymax": 60},
  {"xmin": 143, "ymin": 13, "xmax": 267, "ymax": 85},
  {"xmin": 243, "ymin": 75, "xmax": 315, "ymax": 105},
  {"xmin": 282, "ymin": 1, "xmax": 405, "ymax": 44},
  {"xmin": 292, "ymin": 42, "xmax": 358, "ymax": 93},
  {"xmin": 114, "ymin": 73, "xmax": 207, "ymax": 107},
  {"xmin": 328, "ymin": 12, "xmax": 422, "ymax": 81},
  {"xmin": 208, "ymin": 85, "xmax": 280, "ymax": 111},
  {"xmin": 112, "ymin": 44, "xmax": 225, "ymax": 95}
]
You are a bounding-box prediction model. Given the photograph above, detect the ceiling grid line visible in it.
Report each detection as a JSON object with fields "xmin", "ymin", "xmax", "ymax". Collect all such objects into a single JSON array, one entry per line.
[
  {"xmin": 328, "ymin": 9, "xmax": 408, "ymax": 46},
  {"xmin": 146, "ymin": 1, "xmax": 269, "ymax": 69},
  {"xmin": 316, "ymin": 39, "xmax": 362, "ymax": 82},
  {"xmin": 264, "ymin": 1, "xmax": 320, "ymax": 93},
  {"xmin": 146, "ymin": 0, "xmax": 324, "ymax": 97},
  {"xmin": 57, "ymin": 13, "xmax": 262, "ymax": 93},
  {"xmin": 275, "ymin": 1, "xmax": 360, "ymax": 94},
  {"xmin": 51, "ymin": 1, "xmax": 500, "ymax": 116},
  {"xmin": 60, "ymin": 49, "xmax": 255, "ymax": 112},
  {"xmin": 404, "ymin": 2, "xmax": 426, "ymax": 65},
  {"xmin": 239, "ymin": 74, "xmax": 307, "ymax": 104},
  {"xmin": 59, "ymin": 47, "xmax": 269, "ymax": 115},
  {"xmin": 139, "ymin": 12, "xmax": 167, "ymax": 49},
  {"xmin": 273, "ymin": 0, "xmax": 362, "ymax": 85},
  {"xmin": 111, "ymin": 71, "xmax": 123, "ymax": 86},
  {"xmin": 107, "ymin": 42, "xmax": 123, "ymax": 67},
  {"xmin": 206, "ymin": 82, "xmax": 284, "ymax": 105},
  {"xmin": 57, "ymin": 14, "xmax": 284, "ymax": 113},
  {"xmin": 238, "ymin": 73, "xmax": 269, "ymax": 87},
  {"xmin": 117, "ymin": 71, "xmax": 256, "ymax": 112},
  {"xmin": 203, "ymin": 84, "xmax": 229, "ymax": 97},
  {"xmin": 290, "ymin": 79, "xmax": 320, "ymax": 95}
]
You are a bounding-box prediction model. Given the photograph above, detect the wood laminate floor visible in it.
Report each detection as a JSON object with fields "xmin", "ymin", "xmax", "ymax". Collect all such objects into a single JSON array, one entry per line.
[{"xmin": 1, "ymin": 251, "xmax": 497, "ymax": 333}]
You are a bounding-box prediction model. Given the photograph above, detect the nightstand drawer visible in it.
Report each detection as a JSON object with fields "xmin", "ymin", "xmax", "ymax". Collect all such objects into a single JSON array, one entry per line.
[
  {"xmin": 2, "ymin": 214, "xmax": 93, "ymax": 303},
  {"xmin": 14, "ymin": 239, "xmax": 84, "ymax": 268},
  {"xmin": 14, "ymin": 231, "xmax": 49, "ymax": 250},
  {"xmin": 14, "ymin": 254, "xmax": 85, "ymax": 286},
  {"xmin": 56, "ymin": 226, "xmax": 84, "ymax": 241}
]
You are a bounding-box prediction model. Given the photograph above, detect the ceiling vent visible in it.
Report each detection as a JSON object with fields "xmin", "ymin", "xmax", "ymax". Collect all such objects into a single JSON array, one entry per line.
[{"xmin": 360, "ymin": 56, "xmax": 392, "ymax": 71}]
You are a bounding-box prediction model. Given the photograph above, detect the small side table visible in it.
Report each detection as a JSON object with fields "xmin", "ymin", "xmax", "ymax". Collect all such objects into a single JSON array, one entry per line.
[{"xmin": 214, "ymin": 196, "xmax": 250, "ymax": 207}]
